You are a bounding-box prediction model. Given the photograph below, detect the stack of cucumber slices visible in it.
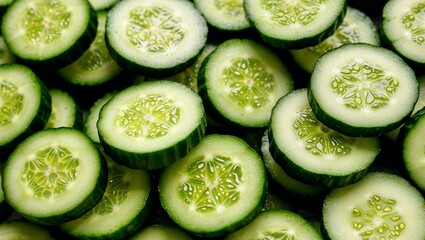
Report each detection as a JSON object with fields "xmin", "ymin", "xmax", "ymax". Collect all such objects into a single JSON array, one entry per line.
[{"xmin": 1, "ymin": 0, "xmax": 425, "ymax": 239}]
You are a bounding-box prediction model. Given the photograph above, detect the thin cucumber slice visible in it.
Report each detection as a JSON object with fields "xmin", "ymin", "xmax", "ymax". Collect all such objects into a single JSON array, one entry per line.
[
  {"xmin": 269, "ymin": 88, "xmax": 380, "ymax": 188},
  {"xmin": 224, "ymin": 210, "xmax": 322, "ymax": 240},
  {"xmin": 0, "ymin": 220, "xmax": 54, "ymax": 239},
  {"xmin": 290, "ymin": 6, "xmax": 381, "ymax": 73},
  {"xmin": 59, "ymin": 148, "xmax": 152, "ymax": 239},
  {"xmin": 198, "ymin": 38, "xmax": 293, "ymax": 128},
  {"xmin": 2, "ymin": 127, "xmax": 108, "ymax": 225},
  {"xmin": 45, "ymin": 88, "xmax": 83, "ymax": 130},
  {"xmin": 57, "ymin": 11, "xmax": 122, "ymax": 87},
  {"xmin": 0, "ymin": 64, "xmax": 51, "ymax": 156},
  {"xmin": 322, "ymin": 172, "xmax": 425, "ymax": 240},
  {"xmin": 194, "ymin": 0, "xmax": 250, "ymax": 31},
  {"xmin": 105, "ymin": 0, "xmax": 208, "ymax": 77},
  {"xmin": 396, "ymin": 106, "xmax": 425, "ymax": 193},
  {"xmin": 381, "ymin": 0, "xmax": 425, "ymax": 66},
  {"xmin": 309, "ymin": 43, "xmax": 419, "ymax": 137},
  {"xmin": 260, "ymin": 129, "xmax": 327, "ymax": 197},
  {"xmin": 243, "ymin": 0, "xmax": 347, "ymax": 49},
  {"xmin": 1, "ymin": 0, "xmax": 98, "ymax": 68},
  {"xmin": 158, "ymin": 134, "xmax": 267, "ymax": 237},
  {"xmin": 128, "ymin": 224, "xmax": 193, "ymax": 240},
  {"xmin": 97, "ymin": 80, "xmax": 207, "ymax": 170}
]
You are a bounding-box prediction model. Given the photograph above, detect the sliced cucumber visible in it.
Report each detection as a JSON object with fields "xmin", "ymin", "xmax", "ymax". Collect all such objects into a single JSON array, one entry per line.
[
  {"xmin": 105, "ymin": 0, "xmax": 208, "ymax": 77},
  {"xmin": 45, "ymin": 88, "xmax": 83, "ymax": 130},
  {"xmin": 89, "ymin": 0, "xmax": 119, "ymax": 11},
  {"xmin": 198, "ymin": 38, "xmax": 293, "ymax": 128},
  {"xmin": 59, "ymin": 148, "xmax": 152, "ymax": 239},
  {"xmin": 0, "ymin": 220, "xmax": 55, "ymax": 239},
  {"xmin": 381, "ymin": 0, "xmax": 425, "ymax": 66},
  {"xmin": 243, "ymin": 0, "xmax": 347, "ymax": 49},
  {"xmin": 308, "ymin": 43, "xmax": 419, "ymax": 137},
  {"xmin": 322, "ymin": 172, "xmax": 425, "ymax": 240},
  {"xmin": 269, "ymin": 88, "xmax": 380, "ymax": 188},
  {"xmin": 0, "ymin": 64, "xmax": 51, "ymax": 157},
  {"xmin": 290, "ymin": 6, "xmax": 381, "ymax": 73},
  {"xmin": 128, "ymin": 224, "xmax": 193, "ymax": 240},
  {"xmin": 2, "ymin": 127, "xmax": 108, "ymax": 225},
  {"xmin": 97, "ymin": 80, "xmax": 207, "ymax": 170},
  {"xmin": 0, "ymin": 35, "xmax": 15, "ymax": 65},
  {"xmin": 224, "ymin": 210, "xmax": 322, "ymax": 240},
  {"xmin": 1, "ymin": 0, "xmax": 98, "ymax": 68},
  {"xmin": 194, "ymin": 0, "xmax": 250, "ymax": 31},
  {"xmin": 158, "ymin": 134, "xmax": 267, "ymax": 237}
]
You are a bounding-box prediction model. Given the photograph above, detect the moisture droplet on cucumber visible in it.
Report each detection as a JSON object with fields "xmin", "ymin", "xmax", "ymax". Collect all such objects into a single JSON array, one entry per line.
[{"xmin": 308, "ymin": 43, "xmax": 419, "ymax": 137}]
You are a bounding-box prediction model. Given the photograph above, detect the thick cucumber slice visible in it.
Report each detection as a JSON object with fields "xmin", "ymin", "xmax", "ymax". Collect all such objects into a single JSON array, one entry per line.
[
  {"xmin": 2, "ymin": 127, "xmax": 108, "ymax": 225},
  {"xmin": 128, "ymin": 224, "xmax": 193, "ymax": 240},
  {"xmin": 158, "ymin": 134, "xmax": 267, "ymax": 237},
  {"xmin": 224, "ymin": 210, "xmax": 322, "ymax": 240},
  {"xmin": 45, "ymin": 88, "xmax": 83, "ymax": 130},
  {"xmin": 243, "ymin": 0, "xmax": 347, "ymax": 49},
  {"xmin": 0, "ymin": 220, "xmax": 54, "ymax": 239},
  {"xmin": 198, "ymin": 38, "xmax": 293, "ymax": 128},
  {"xmin": 105, "ymin": 0, "xmax": 208, "ymax": 77},
  {"xmin": 59, "ymin": 148, "xmax": 152, "ymax": 239},
  {"xmin": 322, "ymin": 172, "xmax": 425, "ymax": 240},
  {"xmin": 0, "ymin": 64, "xmax": 51, "ymax": 157},
  {"xmin": 1, "ymin": 0, "xmax": 98, "ymax": 68},
  {"xmin": 97, "ymin": 80, "xmax": 207, "ymax": 170},
  {"xmin": 194, "ymin": 0, "xmax": 250, "ymax": 31},
  {"xmin": 290, "ymin": 6, "xmax": 381, "ymax": 73},
  {"xmin": 396, "ymin": 106, "xmax": 425, "ymax": 193},
  {"xmin": 381, "ymin": 0, "xmax": 425, "ymax": 66},
  {"xmin": 309, "ymin": 43, "xmax": 419, "ymax": 137},
  {"xmin": 269, "ymin": 88, "xmax": 380, "ymax": 188}
]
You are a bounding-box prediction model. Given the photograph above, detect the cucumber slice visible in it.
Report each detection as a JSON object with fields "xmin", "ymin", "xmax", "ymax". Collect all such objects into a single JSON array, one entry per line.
[
  {"xmin": 89, "ymin": 0, "xmax": 119, "ymax": 11},
  {"xmin": 0, "ymin": 220, "xmax": 54, "ymax": 239},
  {"xmin": 97, "ymin": 80, "xmax": 207, "ymax": 170},
  {"xmin": 105, "ymin": 0, "xmax": 208, "ymax": 77},
  {"xmin": 243, "ymin": 0, "xmax": 347, "ymax": 49},
  {"xmin": 59, "ymin": 148, "xmax": 152, "ymax": 239},
  {"xmin": 198, "ymin": 38, "xmax": 293, "ymax": 128},
  {"xmin": 45, "ymin": 88, "xmax": 83, "ymax": 130},
  {"xmin": 269, "ymin": 88, "xmax": 380, "ymax": 188},
  {"xmin": 194, "ymin": 0, "xmax": 250, "ymax": 31},
  {"xmin": 309, "ymin": 43, "xmax": 419, "ymax": 137},
  {"xmin": 1, "ymin": 0, "xmax": 98, "ymax": 68},
  {"xmin": 2, "ymin": 127, "xmax": 108, "ymax": 225},
  {"xmin": 224, "ymin": 210, "xmax": 322, "ymax": 240},
  {"xmin": 128, "ymin": 224, "xmax": 193, "ymax": 240},
  {"xmin": 290, "ymin": 6, "xmax": 381, "ymax": 73},
  {"xmin": 0, "ymin": 64, "xmax": 51, "ymax": 157},
  {"xmin": 322, "ymin": 172, "xmax": 425, "ymax": 240},
  {"xmin": 0, "ymin": 35, "xmax": 15, "ymax": 65},
  {"xmin": 158, "ymin": 134, "xmax": 267, "ymax": 237},
  {"xmin": 381, "ymin": 0, "xmax": 425, "ymax": 66},
  {"xmin": 396, "ymin": 106, "xmax": 425, "ymax": 193}
]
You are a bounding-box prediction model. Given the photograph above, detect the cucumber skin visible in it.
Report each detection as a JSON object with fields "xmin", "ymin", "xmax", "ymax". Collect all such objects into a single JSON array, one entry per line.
[
  {"xmin": 3, "ymin": 128, "xmax": 108, "ymax": 226},
  {"xmin": 99, "ymin": 115, "xmax": 207, "ymax": 170},
  {"xmin": 307, "ymin": 87, "xmax": 416, "ymax": 138},
  {"xmin": 0, "ymin": 66, "xmax": 52, "ymax": 159},
  {"xmin": 245, "ymin": 1, "xmax": 347, "ymax": 49},
  {"xmin": 1, "ymin": 1, "xmax": 98, "ymax": 69},
  {"xmin": 267, "ymin": 128, "xmax": 378, "ymax": 189}
]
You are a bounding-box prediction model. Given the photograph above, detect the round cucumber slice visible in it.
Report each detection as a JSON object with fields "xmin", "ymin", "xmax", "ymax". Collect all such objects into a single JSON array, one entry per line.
[
  {"xmin": 0, "ymin": 220, "xmax": 54, "ymax": 239},
  {"xmin": 45, "ymin": 88, "xmax": 83, "ymax": 130},
  {"xmin": 158, "ymin": 134, "xmax": 267, "ymax": 237},
  {"xmin": 2, "ymin": 127, "xmax": 108, "ymax": 225},
  {"xmin": 322, "ymin": 172, "xmax": 425, "ymax": 240},
  {"xmin": 224, "ymin": 210, "xmax": 322, "ymax": 240},
  {"xmin": 198, "ymin": 38, "xmax": 293, "ymax": 128},
  {"xmin": 309, "ymin": 43, "xmax": 419, "ymax": 137},
  {"xmin": 105, "ymin": 0, "xmax": 208, "ymax": 77},
  {"xmin": 97, "ymin": 80, "xmax": 207, "ymax": 170},
  {"xmin": 128, "ymin": 225, "xmax": 193, "ymax": 240},
  {"xmin": 1, "ymin": 0, "xmax": 98, "ymax": 68},
  {"xmin": 244, "ymin": 0, "xmax": 347, "ymax": 49}
]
